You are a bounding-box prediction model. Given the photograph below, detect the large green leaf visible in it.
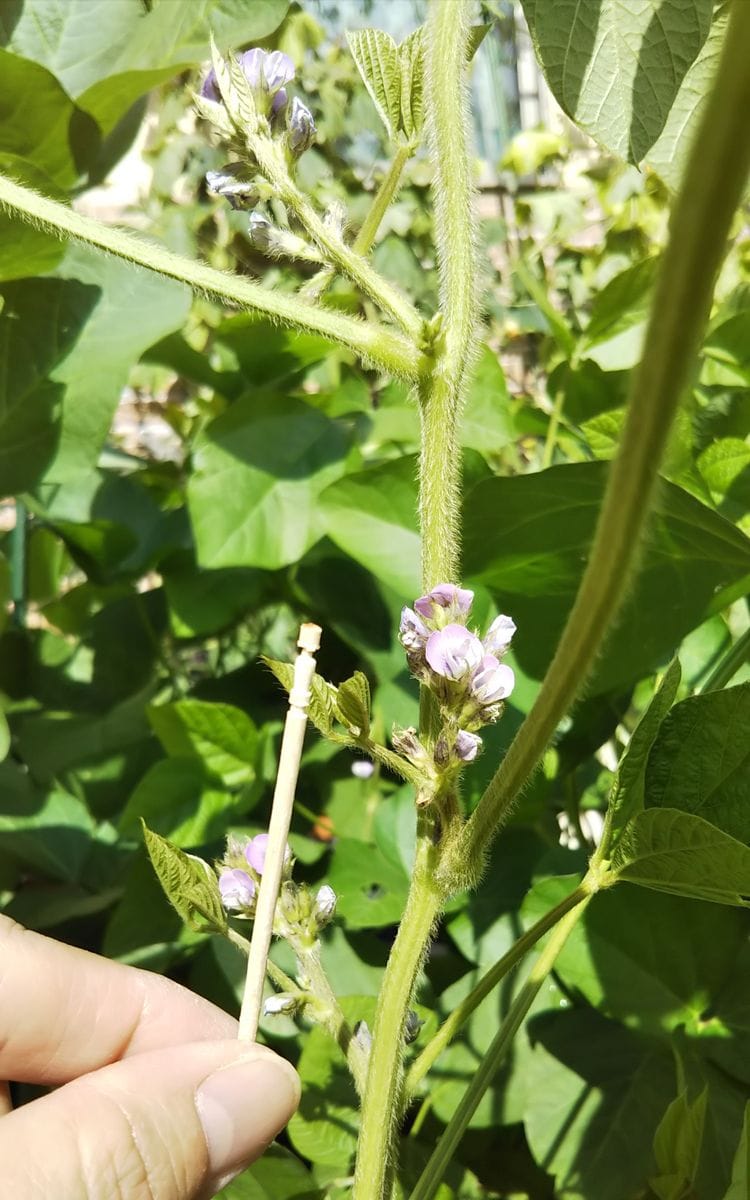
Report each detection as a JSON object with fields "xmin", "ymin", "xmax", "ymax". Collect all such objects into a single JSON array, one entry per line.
[
  {"xmin": 120, "ymin": 758, "xmax": 242, "ymax": 847},
  {"xmin": 325, "ymin": 838, "xmax": 410, "ymax": 930},
  {"xmin": 0, "ymin": 763, "xmax": 95, "ymax": 884},
  {"xmin": 645, "ymin": 684, "xmax": 750, "ymax": 844},
  {"xmin": 463, "ymin": 462, "xmax": 750, "ymax": 692},
  {"xmin": 0, "ymin": 47, "xmax": 99, "ymax": 184},
  {"xmin": 1, "ymin": 0, "xmax": 289, "ymax": 134},
  {"xmin": 610, "ymin": 808, "xmax": 750, "ymax": 907},
  {"xmin": 519, "ymin": 0, "xmax": 726, "ymax": 190},
  {"xmin": 319, "ymin": 456, "xmax": 421, "ymax": 598},
  {"xmin": 148, "ymin": 699, "xmax": 260, "ymax": 788},
  {"xmin": 188, "ymin": 394, "xmax": 350, "ymax": 571}
]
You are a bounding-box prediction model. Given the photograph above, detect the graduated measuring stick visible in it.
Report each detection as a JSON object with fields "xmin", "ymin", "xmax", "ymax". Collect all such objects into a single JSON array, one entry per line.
[{"xmin": 238, "ymin": 622, "xmax": 322, "ymax": 1041}]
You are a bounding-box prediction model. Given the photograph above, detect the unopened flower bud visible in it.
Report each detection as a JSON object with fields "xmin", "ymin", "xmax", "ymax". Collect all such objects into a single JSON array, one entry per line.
[
  {"xmin": 205, "ymin": 163, "xmax": 258, "ymax": 209},
  {"xmin": 287, "ymin": 96, "xmax": 316, "ymax": 153},
  {"xmin": 483, "ymin": 614, "xmax": 516, "ymax": 657},
  {"xmin": 263, "ymin": 992, "xmax": 299, "ymax": 1016},
  {"xmin": 351, "ymin": 759, "xmax": 375, "ymax": 780},
  {"xmin": 470, "ymin": 655, "xmax": 515, "ymax": 704},
  {"xmin": 218, "ymin": 868, "xmax": 256, "ymax": 911},
  {"xmin": 414, "ymin": 584, "xmax": 474, "ymax": 621},
  {"xmin": 248, "ymin": 210, "xmax": 273, "ymax": 250},
  {"xmin": 399, "ymin": 606, "xmax": 429, "ymax": 652},
  {"xmin": 392, "ymin": 726, "xmax": 429, "ymax": 765},
  {"xmin": 404, "ymin": 1010, "xmax": 424, "ymax": 1044},
  {"xmin": 354, "ymin": 1019, "xmax": 373, "ymax": 1055},
  {"xmin": 314, "ymin": 884, "xmax": 337, "ymax": 927},
  {"xmin": 455, "ymin": 729, "xmax": 482, "ymax": 762},
  {"xmin": 425, "ymin": 624, "xmax": 484, "ymax": 681}
]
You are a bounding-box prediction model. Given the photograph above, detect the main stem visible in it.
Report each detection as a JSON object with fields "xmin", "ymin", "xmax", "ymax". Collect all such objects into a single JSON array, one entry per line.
[
  {"xmin": 453, "ymin": 0, "xmax": 750, "ymax": 877},
  {"xmin": 409, "ymin": 896, "xmax": 591, "ymax": 1200},
  {"xmin": 352, "ymin": 5, "xmax": 479, "ymax": 1196}
]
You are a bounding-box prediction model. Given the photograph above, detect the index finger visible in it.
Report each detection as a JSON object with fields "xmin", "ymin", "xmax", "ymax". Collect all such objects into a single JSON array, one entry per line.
[{"xmin": 0, "ymin": 916, "xmax": 237, "ymax": 1084}]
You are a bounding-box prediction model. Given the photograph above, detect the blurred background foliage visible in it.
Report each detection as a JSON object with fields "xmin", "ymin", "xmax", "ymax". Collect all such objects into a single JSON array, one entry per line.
[{"xmin": 0, "ymin": 1, "xmax": 749, "ymax": 1197}]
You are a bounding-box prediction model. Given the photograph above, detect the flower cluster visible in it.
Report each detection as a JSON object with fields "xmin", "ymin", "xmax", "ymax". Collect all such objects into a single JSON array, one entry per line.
[
  {"xmin": 202, "ymin": 47, "xmax": 315, "ymax": 164},
  {"xmin": 398, "ymin": 583, "xmax": 516, "ymax": 764}
]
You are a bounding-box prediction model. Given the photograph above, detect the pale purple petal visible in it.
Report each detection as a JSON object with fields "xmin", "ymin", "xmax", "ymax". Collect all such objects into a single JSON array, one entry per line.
[
  {"xmin": 455, "ymin": 730, "xmax": 482, "ymax": 762},
  {"xmin": 239, "ymin": 47, "xmax": 265, "ymax": 88},
  {"xmin": 261, "ymin": 49, "xmax": 295, "ymax": 92},
  {"xmin": 425, "ymin": 624, "xmax": 484, "ymax": 680},
  {"xmin": 200, "ymin": 68, "xmax": 218, "ymax": 101},
  {"xmin": 245, "ymin": 833, "xmax": 270, "ymax": 874},
  {"xmin": 470, "ymin": 655, "xmax": 515, "ymax": 703},
  {"xmin": 399, "ymin": 606, "xmax": 428, "ymax": 650},
  {"xmin": 414, "ymin": 584, "xmax": 474, "ymax": 618},
  {"xmin": 219, "ymin": 868, "xmax": 255, "ymax": 910},
  {"xmin": 484, "ymin": 614, "xmax": 516, "ymax": 657}
]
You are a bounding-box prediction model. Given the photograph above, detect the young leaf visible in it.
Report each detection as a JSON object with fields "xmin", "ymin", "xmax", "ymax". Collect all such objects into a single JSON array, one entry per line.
[
  {"xmin": 650, "ymin": 1085, "xmax": 707, "ymax": 1200},
  {"xmin": 610, "ymin": 808, "xmax": 750, "ymax": 908},
  {"xmin": 147, "ymin": 700, "xmax": 259, "ymax": 787},
  {"xmin": 263, "ymin": 656, "xmax": 336, "ymax": 736},
  {"xmin": 142, "ymin": 821, "xmax": 227, "ymax": 935},
  {"xmin": 606, "ymin": 659, "xmax": 681, "ymax": 845},
  {"xmin": 398, "ymin": 28, "xmax": 424, "ymax": 143},
  {"xmin": 209, "ymin": 37, "xmax": 258, "ymax": 137},
  {"xmin": 335, "ymin": 672, "xmax": 371, "ymax": 738},
  {"xmin": 645, "ymin": 683, "xmax": 750, "ymax": 845},
  {"xmin": 347, "ymin": 28, "xmax": 402, "ymax": 141}
]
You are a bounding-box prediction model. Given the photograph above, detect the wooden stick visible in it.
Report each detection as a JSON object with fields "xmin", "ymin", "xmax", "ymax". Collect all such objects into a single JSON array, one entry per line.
[{"xmin": 238, "ymin": 622, "xmax": 322, "ymax": 1041}]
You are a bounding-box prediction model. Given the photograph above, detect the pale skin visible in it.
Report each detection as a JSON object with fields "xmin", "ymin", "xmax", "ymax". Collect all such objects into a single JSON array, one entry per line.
[{"xmin": 0, "ymin": 916, "xmax": 300, "ymax": 1199}]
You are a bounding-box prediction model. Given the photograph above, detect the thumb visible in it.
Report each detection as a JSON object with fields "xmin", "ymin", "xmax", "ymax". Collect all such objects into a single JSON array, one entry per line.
[{"xmin": 1, "ymin": 1039, "xmax": 300, "ymax": 1199}]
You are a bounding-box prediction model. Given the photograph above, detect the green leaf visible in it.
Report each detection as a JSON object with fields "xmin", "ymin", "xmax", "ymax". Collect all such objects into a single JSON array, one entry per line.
[
  {"xmin": 0, "ymin": 764, "xmax": 95, "ymax": 884},
  {"xmin": 722, "ymin": 1104, "xmax": 750, "ymax": 1200},
  {"xmin": 519, "ymin": 0, "xmax": 725, "ymax": 190},
  {"xmin": 148, "ymin": 700, "xmax": 260, "ymax": 788},
  {"xmin": 460, "ymin": 347, "xmax": 517, "ymax": 456},
  {"xmin": 216, "ymin": 1145, "xmax": 321, "ymax": 1199},
  {"xmin": 335, "ymin": 672, "xmax": 371, "ymax": 738},
  {"xmin": 0, "ymin": 155, "xmax": 66, "ymax": 281},
  {"xmin": 463, "ymin": 462, "xmax": 750, "ymax": 693},
  {"xmin": 645, "ymin": 684, "xmax": 750, "ymax": 844},
  {"xmin": 698, "ymin": 438, "xmax": 750, "ymax": 529},
  {"xmin": 0, "ymin": 709, "xmax": 8, "ymax": 763},
  {"xmin": 651, "ymin": 1086, "xmax": 708, "ymax": 1200},
  {"xmin": 398, "ymin": 28, "xmax": 424, "ymax": 142},
  {"xmin": 188, "ymin": 394, "xmax": 349, "ymax": 571},
  {"xmin": 0, "ymin": 47, "xmax": 99, "ymax": 185},
  {"xmin": 579, "ymin": 258, "xmax": 657, "ymax": 369},
  {"xmin": 320, "ymin": 456, "xmax": 421, "ymax": 598},
  {"xmin": 346, "ymin": 29, "xmax": 402, "ymax": 141},
  {"xmin": 142, "ymin": 820, "xmax": 227, "ymax": 934},
  {"xmin": 120, "ymin": 758, "xmax": 243, "ymax": 847},
  {"xmin": 325, "ymin": 838, "xmax": 410, "ymax": 929},
  {"xmin": 263, "ymin": 657, "xmax": 336, "ymax": 737},
  {"xmin": 163, "ymin": 564, "xmax": 266, "ymax": 639},
  {"xmin": 610, "ymin": 808, "xmax": 750, "ymax": 907},
  {"xmin": 607, "ymin": 659, "xmax": 682, "ymax": 843},
  {"xmin": 702, "ymin": 313, "xmax": 750, "ymax": 388}
]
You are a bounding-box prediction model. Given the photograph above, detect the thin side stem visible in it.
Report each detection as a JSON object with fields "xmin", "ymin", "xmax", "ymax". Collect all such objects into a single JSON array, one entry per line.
[
  {"xmin": 252, "ymin": 142, "xmax": 422, "ymax": 340},
  {"xmin": 700, "ymin": 625, "xmax": 750, "ymax": 693},
  {"xmin": 297, "ymin": 945, "xmax": 368, "ymax": 1096},
  {"xmin": 351, "ymin": 841, "xmax": 442, "ymax": 1200},
  {"xmin": 453, "ymin": 1, "xmax": 750, "ymax": 878},
  {"xmin": 409, "ymin": 896, "xmax": 591, "ymax": 1200},
  {"xmin": 0, "ymin": 174, "xmax": 425, "ymax": 381},
  {"xmin": 225, "ymin": 928, "xmax": 298, "ymax": 994},
  {"xmin": 404, "ymin": 879, "xmax": 591, "ymax": 1095},
  {"xmin": 300, "ymin": 143, "xmax": 412, "ymax": 302},
  {"xmin": 541, "ymin": 388, "xmax": 565, "ymax": 469}
]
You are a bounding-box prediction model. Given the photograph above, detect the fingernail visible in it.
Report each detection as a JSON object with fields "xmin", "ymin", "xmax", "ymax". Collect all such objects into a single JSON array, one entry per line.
[{"xmin": 196, "ymin": 1053, "xmax": 300, "ymax": 1183}]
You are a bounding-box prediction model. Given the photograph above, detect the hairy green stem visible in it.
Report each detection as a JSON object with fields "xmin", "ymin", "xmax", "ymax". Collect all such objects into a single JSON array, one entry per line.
[
  {"xmin": 419, "ymin": 0, "xmax": 480, "ymax": 591},
  {"xmin": 405, "ymin": 878, "xmax": 591, "ymax": 1095},
  {"xmin": 297, "ymin": 945, "xmax": 368, "ymax": 1096},
  {"xmin": 452, "ymin": 0, "xmax": 750, "ymax": 877},
  {"xmin": 250, "ymin": 139, "xmax": 422, "ymax": 340},
  {"xmin": 409, "ymin": 896, "xmax": 591, "ymax": 1200},
  {"xmin": 300, "ymin": 144, "xmax": 412, "ymax": 302},
  {"xmin": 351, "ymin": 840, "xmax": 442, "ymax": 1200},
  {"xmin": 0, "ymin": 174, "xmax": 424, "ymax": 381},
  {"xmin": 700, "ymin": 625, "xmax": 750, "ymax": 693}
]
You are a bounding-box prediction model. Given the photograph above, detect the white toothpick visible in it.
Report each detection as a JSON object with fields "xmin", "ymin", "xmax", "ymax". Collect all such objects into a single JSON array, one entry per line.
[{"xmin": 238, "ymin": 622, "xmax": 322, "ymax": 1042}]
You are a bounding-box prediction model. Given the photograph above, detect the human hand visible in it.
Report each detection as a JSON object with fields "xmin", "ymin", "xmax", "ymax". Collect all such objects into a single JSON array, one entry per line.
[{"xmin": 0, "ymin": 916, "xmax": 300, "ymax": 1198}]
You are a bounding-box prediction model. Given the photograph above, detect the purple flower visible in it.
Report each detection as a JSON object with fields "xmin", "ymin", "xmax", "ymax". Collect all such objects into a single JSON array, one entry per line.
[
  {"xmin": 455, "ymin": 730, "xmax": 482, "ymax": 762},
  {"xmin": 425, "ymin": 623, "xmax": 484, "ymax": 681},
  {"xmin": 399, "ymin": 606, "xmax": 429, "ymax": 651},
  {"xmin": 483, "ymin": 614, "xmax": 516, "ymax": 657},
  {"xmin": 245, "ymin": 833, "xmax": 291, "ymax": 876},
  {"xmin": 287, "ymin": 96, "xmax": 316, "ymax": 152},
  {"xmin": 470, "ymin": 655, "xmax": 515, "ymax": 704},
  {"xmin": 414, "ymin": 584, "xmax": 474, "ymax": 620},
  {"xmin": 219, "ymin": 868, "xmax": 256, "ymax": 910},
  {"xmin": 201, "ymin": 47, "xmax": 295, "ymax": 106}
]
